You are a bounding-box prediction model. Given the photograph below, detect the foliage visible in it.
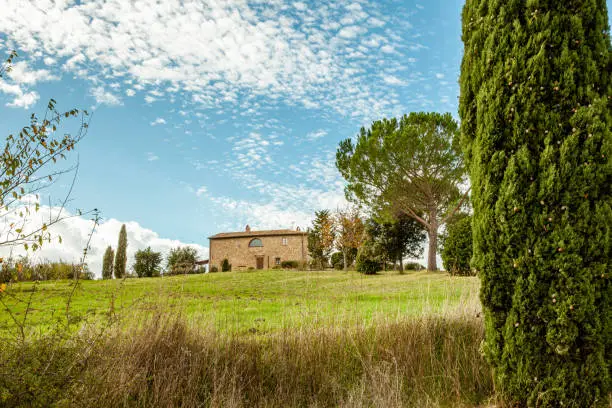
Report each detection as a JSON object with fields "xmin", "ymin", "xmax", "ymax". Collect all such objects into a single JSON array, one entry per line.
[
  {"xmin": 330, "ymin": 252, "xmax": 344, "ymax": 270},
  {"xmin": 167, "ymin": 247, "xmax": 198, "ymax": 275},
  {"xmin": 221, "ymin": 258, "xmax": 231, "ymax": 272},
  {"xmin": 441, "ymin": 215, "xmax": 473, "ymax": 276},
  {"xmin": 102, "ymin": 246, "xmax": 114, "ymax": 279},
  {"xmin": 307, "ymin": 210, "xmax": 335, "ymax": 269},
  {"xmin": 459, "ymin": 1, "xmax": 611, "ymax": 405},
  {"xmin": 114, "ymin": 225, "xmax": 127, "ymax": 279},
  {"xmin": 0, "ymin": 51, "xmax": 90, "ymax": 253},
  {"xmin": 210, "ymin": 266, "xmax": 219, "ymax": 273},
  {"xmin": 355, "ymin": 242, "xmax": 382, "ymax": 275},
  {"xmin": 133, "ymin": 247, "xmax": 162, "ymax": 278},
  {"xmin": 335, "ymin": 207, "xmax": 365, "ymax": 270},
  {"xmin": 404, "ymin": 262, "xmax": 425, "ymax": 271},
  {"xmin": 0, "ymin": 257, "xmax": 93, "ymax": 282},
  {"xmin": 336, "ymin": 112, "xmax": 467, "ymax": 270},
  {"xmin": 366, "ymin": 212, "xmax": 426, "ymax": 273},
  {"xmin": 281, "ymin": 260, "xmax": 299, "ymax": 269}
]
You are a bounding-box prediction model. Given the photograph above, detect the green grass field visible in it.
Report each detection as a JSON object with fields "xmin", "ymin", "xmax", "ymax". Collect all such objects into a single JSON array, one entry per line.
[{"xmin": 1, "ymin": 270, "xmax": 480, "ymax": 335}]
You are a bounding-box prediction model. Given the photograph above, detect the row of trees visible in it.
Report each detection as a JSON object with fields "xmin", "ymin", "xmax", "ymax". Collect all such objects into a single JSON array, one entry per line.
[
  {"xmin": 100, "ymin": 224, "xmax": 200, "ymax": 278},
  {"xmin": 307, "ymin": 207, "xmax": 429, "ymax": 273}
]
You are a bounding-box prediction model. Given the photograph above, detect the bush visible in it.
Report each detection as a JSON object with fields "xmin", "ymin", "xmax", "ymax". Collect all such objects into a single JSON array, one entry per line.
[
  {"xmin": 247, "ymin": 266, "xmax": 255, "ymax": 271},
  {"xmin": 281, "ymin": 260, "xmax": 299, "ymax": 269},
  {"xmin": 330, "ymin": 252, "xmax": 344, "ymax": 270},
  {"xmin": 271, "ymin": 265, "xmax": 282, "ymax": 270},
  {"xmin": 441, "ymin": 215, "xmax": 473, "ymax": 276},
  {"xmin": 355, "ymin": 244, "xmax": 381, "ymax": 275},
  {"xmin": 404, "ymin": 262, "xmax": 424, "ymax": 271},
  {"xmin": 221, "ymin": 259, "xmax": 231, "ymax": 272},
  {"xmin": 210, "ymin": 266, "xmax": 218, "ymax": 273}
]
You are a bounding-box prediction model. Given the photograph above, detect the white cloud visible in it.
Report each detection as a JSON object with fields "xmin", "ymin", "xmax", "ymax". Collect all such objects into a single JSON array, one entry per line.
[
  {"xmin": 306, "ymin": 129, "xmax": 327, "ymax": 140},
  {"xmin": 0, "ymin": 0, "xmax": 406, "ymax": 120},
  {"xmin": 435, "ymin": 73, "xmax": 445, "ymax": 79},
  {"xmin": 125, "ymin": 89, "xmax": 136, "ymax": 96},
  {"xmin": 380, "ymin": 44, "xmax": 395, "ymax": 54},
  {"xmin": 7, "ymin": 61, "xmax": 59, "ymax": 85},
  {"xmin": 382, "ymin": 74, "xmax": 406, "ymax": 85},
  {"xmin": 195, "ymin": 186, "xmax": 207, "ymax": 197},
  {"xmin": 146, "ymin": 152, "xmax": 159, "ymax": 161},
  {"xmin": 0, "ymin": 202, "xmax": 208, "ymax": 277},
  {"xmin": 91, "ymin": 86, "xmax": 122, "ymax": 106},
  {"xmin": 7, "ymin": 90, "xmax": 39, "ymax": 108},
  {"xmin": 150, "ymin": 117, "xmax": 166, "ymax": 126}
]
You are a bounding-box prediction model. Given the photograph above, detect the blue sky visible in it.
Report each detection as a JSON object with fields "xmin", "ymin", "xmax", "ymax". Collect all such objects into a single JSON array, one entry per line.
[{"xmin": 0, "ymin": 0, "xmax": 610, "ymax": 273}]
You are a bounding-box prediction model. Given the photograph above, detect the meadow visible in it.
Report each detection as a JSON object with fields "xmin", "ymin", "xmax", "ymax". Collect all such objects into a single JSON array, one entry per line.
[
  {"xmin": 1, "ymin": 269, "xmax": 480, "ymax": 335},
  {"xmin": 0, "ymin": 270, "xmax": 494, "ymax": 407}
]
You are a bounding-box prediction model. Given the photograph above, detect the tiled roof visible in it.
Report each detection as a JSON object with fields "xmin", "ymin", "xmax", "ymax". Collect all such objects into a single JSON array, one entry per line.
[{"xmin": 208, "ymin": 229, "xmax": 307, "ymax": 239}]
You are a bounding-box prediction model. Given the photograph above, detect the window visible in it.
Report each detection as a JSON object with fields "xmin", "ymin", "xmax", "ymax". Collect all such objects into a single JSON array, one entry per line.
[
  {"xmin": 281, "ymin": 238, "xmax": 288, "ymax": 246},
  {"xmin": 249, "ymin": 238, "xmax": 263, "ymax": 247},
  {"xmin": 275, "ymin": 257, "xmax": 281, "ymax": 265}
]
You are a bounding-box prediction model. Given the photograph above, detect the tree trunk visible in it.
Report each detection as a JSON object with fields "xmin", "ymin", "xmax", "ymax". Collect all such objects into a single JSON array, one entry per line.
[
  {"xmin": 399, "ymin": 255, "xmax": 404, "ymax": 274},
  {"xmin": 427, "ymin": 227, "xmax": 438, "ymax": 271},
  {"xmin": 343, "ymin": 249, "xmax": 348, "ymax": 271}
]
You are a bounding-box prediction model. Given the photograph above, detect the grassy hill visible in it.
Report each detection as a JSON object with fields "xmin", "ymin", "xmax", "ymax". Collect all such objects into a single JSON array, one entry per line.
[{"xmin": 1, "ymin": 269, "xmax": 479, "ymax": 335}]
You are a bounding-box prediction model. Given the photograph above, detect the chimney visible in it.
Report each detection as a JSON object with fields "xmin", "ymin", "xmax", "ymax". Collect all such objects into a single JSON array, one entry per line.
[{"xmin": 245, "ymin": 225, "xmax": 251, "ymax": 232}]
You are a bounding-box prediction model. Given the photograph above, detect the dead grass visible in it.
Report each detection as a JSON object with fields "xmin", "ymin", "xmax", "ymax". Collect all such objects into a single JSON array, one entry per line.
[{"xmin": 0, "ymin": 309, "xmax": 493, "ymax": 407}]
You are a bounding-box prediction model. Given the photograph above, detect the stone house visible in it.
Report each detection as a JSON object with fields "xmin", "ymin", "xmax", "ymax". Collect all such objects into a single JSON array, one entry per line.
[{"xmin": 208, "ymin": 225, "xmax": 308, "ymax": 271}]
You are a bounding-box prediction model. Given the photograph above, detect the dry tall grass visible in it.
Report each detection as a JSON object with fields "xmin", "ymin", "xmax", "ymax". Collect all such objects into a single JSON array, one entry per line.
[{"xmin": 1, "ymin": 310, "xmax": 493, "ymax": 407}]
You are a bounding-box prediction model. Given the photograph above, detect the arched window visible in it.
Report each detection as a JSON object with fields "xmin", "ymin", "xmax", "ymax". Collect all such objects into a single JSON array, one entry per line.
[{"xmin": 249, "ymin": 238, "xmax": 263, "ymax": 247}]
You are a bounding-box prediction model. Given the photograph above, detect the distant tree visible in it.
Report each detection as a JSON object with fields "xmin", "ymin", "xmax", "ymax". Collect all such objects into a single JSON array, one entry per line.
[
  {"xmin": 367, "ymin": 212, "xmax": 426, "ymax": 273},
  {"xmin": 441, "ymin": 214, "xmax": 472, "ymax": 276},
  {"xmin": 335, "ymin": 207, "xmax": 365, "ymax": 270},
  {"xmin": 102, "ymin": 246, "xmax": 114, "ymax": 279},
  {"xmin": 221, "ymin": 258, "xmax": 231, "ymax": 272},
  {"xmin": 336, "ymin": 112, "xmax": 467, "ymax": 271},
  {"xmin": 460, "ymin": 1, "xmax": 611, "ymax": 405},
  {"xmin": 133, "ymin": 247, "xmax": 162, "ymax": 278},
  {"xmin": 355, "ymin": 239, "xmax": 382, "ymax": 275},
  {"xmin": 114, "ymin": 224, "xmax": 127, "ymax": 279},
  {"xmin": 166, "ymin": 246, "xmax": 198, "ymax": 275},
  {"xmin": 307, "ymin": 210, "xmax": 335, "ymax": 269}
]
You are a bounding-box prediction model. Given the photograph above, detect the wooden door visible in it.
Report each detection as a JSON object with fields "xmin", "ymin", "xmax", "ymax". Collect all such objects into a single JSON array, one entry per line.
[{"xmin": 256, "ymin": 256, "xmax": 264, "ymax": 270}]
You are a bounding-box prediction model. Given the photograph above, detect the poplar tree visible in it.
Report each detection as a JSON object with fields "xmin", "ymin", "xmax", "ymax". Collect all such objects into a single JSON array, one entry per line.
[
  {"xmin": 114, "ymin": 224, "xmax": 127, "ymax": 279},
  {"xmin": 102, "ymin": 246, "xmax": 114, "ymax": 279},
  {"xmin": 460, "ymin": 1, "xmax": 611, "ymax": 406}
]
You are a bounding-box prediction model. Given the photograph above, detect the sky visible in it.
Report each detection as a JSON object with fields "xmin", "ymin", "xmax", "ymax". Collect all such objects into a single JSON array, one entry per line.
[{"xmin": 0, "ymin": 0, "xmax": 610, "ymax": 276}]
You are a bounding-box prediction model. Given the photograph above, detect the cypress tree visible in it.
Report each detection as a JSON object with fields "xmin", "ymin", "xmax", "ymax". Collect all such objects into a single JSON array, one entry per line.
[
  {"xmin": 460, "ymin": 1, "xmax": 611, "ymax": 406},
  {"xmin": 114, "ymin": 224, "xmax": 128, "ymax": 279},
  {"xmin": 102, "ymin": 246, "xmax": 114, "ymax": 279}
]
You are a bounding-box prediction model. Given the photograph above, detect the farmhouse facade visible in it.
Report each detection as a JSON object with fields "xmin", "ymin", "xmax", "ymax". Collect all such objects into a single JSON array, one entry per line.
[{"xmin": 208, "ymin": 225, "xmax": 308, "ymax": 271}]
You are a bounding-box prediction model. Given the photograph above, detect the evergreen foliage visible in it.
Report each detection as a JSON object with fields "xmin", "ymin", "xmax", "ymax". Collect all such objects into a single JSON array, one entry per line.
[
  {"xmin": 221, "ymin": 258, "xmax": 231, "ymax": 272},
  {"xmin": 114, "ymin": 225, "xmax": 127, "ymax": 279},
  {"xmin": 366, "ymin": 212, "xmax": 426, "ymax": 273},
  {"xmin": 441, "ymin": 215, "xmax": 473, "ymax": 276},
  {"xmin": 133, "ymin": 247, "xmax": 162, "ymax": 278},
  {"xmin": 355, "ymin": 242, "xmax": 382, "ymax": 275},
  {"xmin": 460, "ymin": 1, "xmax": 611, "ymax": 405},
  {"xmin": 336, "ymin": 112, "xmax": 466, "ymax": 270},
  {"xmin": 102, "ymin": 246, "xmax": 114, "ymax": 279},
  {"xmin": 167, "ymin": 247, "xmax": 198, "ymax": 275}
]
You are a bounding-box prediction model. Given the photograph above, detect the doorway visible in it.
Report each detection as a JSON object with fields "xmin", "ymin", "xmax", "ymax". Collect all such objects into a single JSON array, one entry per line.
[{"xmin": 256, "ymin": 256, "xmax": 264, "ymax": 270}]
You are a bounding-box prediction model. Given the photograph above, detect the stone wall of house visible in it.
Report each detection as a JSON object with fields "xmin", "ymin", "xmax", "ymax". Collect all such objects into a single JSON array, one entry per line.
[{"xmin": 209, "ymin": 234, "xmax": 308, "ymax": 270}]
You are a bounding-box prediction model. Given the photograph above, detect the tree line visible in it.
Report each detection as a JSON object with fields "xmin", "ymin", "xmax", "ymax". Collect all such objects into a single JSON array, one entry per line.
[{"xmin": 101, "ymin": 224, "xmax": 202, "ymax": 278}]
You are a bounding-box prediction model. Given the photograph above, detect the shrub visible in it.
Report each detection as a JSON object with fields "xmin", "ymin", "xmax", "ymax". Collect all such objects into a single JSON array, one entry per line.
[
  {"xmin": 210, "ymin": 266, "xmax": 219, "ymax": 273},
  {"xmin": 281, "ymin": 260, "xmax": 299, "ymax": 269},
  {"xmin": 271, "ymin": 265, "xmax": 282, "ymax": 270},
  {"xmin": 330, "ymin": 252, "xmax": 344, "ymax": 270},
  {"xmin": 221, "ymin": 259, "xmax": 231, "ymax": 272},
  {"xmin": 441, "ymin": 215, "xmax": 473, "ymax": 276},
  {"xmin": 248, "ymin": 267, "xmax": 255, "ymax": 271},
  {"xmin": 355, "ymin": 244, "xmax": 381, "ymax": 275},
  {"xmin": 404, "ymin": 262, "xmax": 424, "ymax": 271}
]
